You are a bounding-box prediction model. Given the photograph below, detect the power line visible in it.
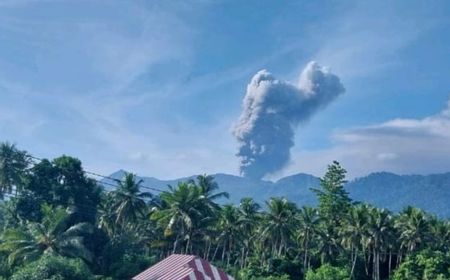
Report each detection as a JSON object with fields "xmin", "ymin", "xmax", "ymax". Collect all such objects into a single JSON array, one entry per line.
[
  {"xmin": 0, "ymin": 155, "xmax": 158, "ymax": 211},
  {"xmin": 1, "ymin": 192, "xmax": 130, "ymax": 221},
  {"xmin": 0, "ymin": 151, "xmax": 180, "ymax": 225},
  {"xmin": 26, "ymin": 154, "xmax": 165, "ymax": 193}
]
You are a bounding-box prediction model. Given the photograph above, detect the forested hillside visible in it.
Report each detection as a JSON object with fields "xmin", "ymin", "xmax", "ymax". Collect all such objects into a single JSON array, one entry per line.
[
  {"xmin": 1, "ymin": 143, "xmax": 449, "ymax": 280},
  {"xmin": 107, "ymin": 170, "xmax": 450, "ymax": 217}
]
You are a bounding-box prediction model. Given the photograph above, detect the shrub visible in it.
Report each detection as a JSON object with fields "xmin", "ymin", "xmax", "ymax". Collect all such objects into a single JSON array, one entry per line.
[
  {"xmin": 391, "ymin": 250, "xmax": 450, "ymax": 280},
  {"xmin": 10, "ymin": 255, "xmax": 94, "ymax": 280},
  {"xmin": 305, "ymin": 264, "xmax": 349, "ymax": 280}
]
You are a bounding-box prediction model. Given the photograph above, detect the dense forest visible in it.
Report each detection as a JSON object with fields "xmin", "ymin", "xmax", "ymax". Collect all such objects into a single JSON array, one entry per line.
[{"xmin": 0, "ymin": 142, "xmax": 449, "ymax": 280}]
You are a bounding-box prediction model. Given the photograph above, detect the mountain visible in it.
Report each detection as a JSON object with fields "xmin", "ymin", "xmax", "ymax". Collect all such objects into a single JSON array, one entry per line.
[
  {"xmin": 105, "ymin": 170, "xmax": 450, "ymax": 217},
  {"xmin": 347, "ymin": 172, "xmax": 450, "ymax": 216}
]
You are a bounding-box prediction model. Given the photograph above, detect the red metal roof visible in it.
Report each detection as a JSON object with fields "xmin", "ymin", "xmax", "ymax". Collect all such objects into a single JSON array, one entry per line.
[{"xmin": 132, "ymin": 254, "xmax": 235, "ymax": 280}]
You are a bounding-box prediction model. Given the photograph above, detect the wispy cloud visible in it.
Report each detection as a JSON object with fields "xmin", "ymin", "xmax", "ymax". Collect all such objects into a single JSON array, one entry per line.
[
  {"xmin": 310, "ymin": 1, "xmax": 440, "ymax": 79},
  {"xmin": 284, "ymin": 96, "xmax": 450, "ymax": 178},
  {"xmin": 0, "ymin": 1, "xmax": 213, "ymax": 177}
]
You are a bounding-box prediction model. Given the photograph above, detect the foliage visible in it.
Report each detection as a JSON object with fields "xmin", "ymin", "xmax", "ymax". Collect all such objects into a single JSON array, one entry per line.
[
  {"xmin": 10, "ymin": 255, "xmax": 94, "ymax": 280},
  {"xmin": 0, "ymin": 142, "xmax": 450, "ymax": 280},
  {"xmin": 107, "ymin": 253, "xmax": 155, "ymax": 280},
  {"xmin": 312, "ymin": 161, "xmax": 351, "ymax": 224},
  {"xmin": 0, "ymin": 142, "xmax": 30, "ymax": 197},
  {"xmin": 0, "ymin": 204, "xmax": 93, "ymax": 265},
  {"xmin": 391, "ymin": 250, "xmax": 450, "ymax": 280},
  {"xmin": 305, "ymin": 264, "xmax": 350, "ymax": 280}
]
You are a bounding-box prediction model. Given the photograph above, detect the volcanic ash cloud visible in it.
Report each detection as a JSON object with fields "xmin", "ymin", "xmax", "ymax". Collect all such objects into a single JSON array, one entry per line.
[{"xmin": 233, "ymin": 61, "xmax": 345, "ymax": 179}]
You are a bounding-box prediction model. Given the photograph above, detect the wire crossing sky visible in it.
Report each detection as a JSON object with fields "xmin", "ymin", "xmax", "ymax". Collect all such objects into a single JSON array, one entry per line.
[{"xmin": 0, "ymin": 0, "xmax": 449, "ymax": 179}]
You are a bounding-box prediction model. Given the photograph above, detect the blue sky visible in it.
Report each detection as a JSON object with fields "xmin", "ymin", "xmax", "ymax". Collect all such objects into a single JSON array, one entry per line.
[{"xmin": 0, "ymin": 0, "xmax": 449, "ymax": 179}]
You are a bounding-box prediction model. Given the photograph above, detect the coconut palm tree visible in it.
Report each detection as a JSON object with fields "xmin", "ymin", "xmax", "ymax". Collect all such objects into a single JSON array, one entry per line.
[
  {"xmin": 365, "ymin": 207, "xmax": 393, "ymax": 280},
  {"xmin": 297, "ymin": 206, "xmax": 321, "ymax": 272},
  {"xmin": 0, "ymin": 142, "xmax": 30, "ymax": 197},
  {"xmin": 428, "ymin": 217, "xmax": 450, "ymax": 252},
  {"xmin": 0, "ymin": 205, "xmax": 93, "ymax": 265},
  {"xmin": 216, "ymin": 204, "xmax": 241, "ymax": 267},
  {"xmin": 260, "ymin": 198, "xmax": 298, "ymax": 257},
  {"xmin": 340, "ymin": 204, "xmax": 369, "ymax": 279},
  {"xmin": 152, "ymin": 182, "xmax": 204, "ymax": 254},
  {"xmin": 395, "ymin": 206, "xmax": 430, "ymax": 256},
  {"xmin": 111, "ymin": 173, "xmax": 152, "ymax": 229},
  {"xmin": 195, "ymin": 174, "xmax": 229, "ymax": 202},
  {"xmin": 98, "ymin": 194, "xmax": 118, "ymax": 239},
  {"xmin": 237, "ymin": 198, "xmax": 260, "ymax": 268},
  {"xmin": 193, "ymin": 174, "xmax": 229, "ymax": 223}
]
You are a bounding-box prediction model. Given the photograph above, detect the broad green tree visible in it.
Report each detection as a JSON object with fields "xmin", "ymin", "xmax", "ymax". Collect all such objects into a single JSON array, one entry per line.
[{"xmin": 312, "ymin": 161, "xmax": 351, "ymax": 225}]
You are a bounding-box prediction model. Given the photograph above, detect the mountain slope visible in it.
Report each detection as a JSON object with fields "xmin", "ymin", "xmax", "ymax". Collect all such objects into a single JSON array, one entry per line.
[
  {"xmin": 105, "ymin": 170, "xmax": 450, "ymax": 216},
  {"xmin": 347, "ymin": 172, "xmax": 450, "ymax": 216}
]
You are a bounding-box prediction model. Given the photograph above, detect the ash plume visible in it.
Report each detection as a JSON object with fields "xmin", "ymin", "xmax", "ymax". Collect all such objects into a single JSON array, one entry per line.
[{"xmin": 233, "ymin": 61, "xmax": 344, "ymax": 179}]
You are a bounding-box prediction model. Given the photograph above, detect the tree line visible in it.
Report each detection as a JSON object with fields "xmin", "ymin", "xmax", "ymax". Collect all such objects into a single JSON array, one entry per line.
[{"xmin": 0, "ymin": 142, "xmax": 449, "ymax": 280}]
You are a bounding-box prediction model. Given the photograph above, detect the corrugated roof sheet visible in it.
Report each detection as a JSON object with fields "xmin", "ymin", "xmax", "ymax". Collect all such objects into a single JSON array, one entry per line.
[{"xmin": 132, "ymin": 254, "xmax": 235, "ymax": 280}]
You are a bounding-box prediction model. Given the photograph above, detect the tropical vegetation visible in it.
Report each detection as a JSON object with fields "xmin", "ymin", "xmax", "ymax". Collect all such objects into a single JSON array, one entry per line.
[{"xmin": 0, "ymin": 142, "xmax": 449, "ymax": 279}]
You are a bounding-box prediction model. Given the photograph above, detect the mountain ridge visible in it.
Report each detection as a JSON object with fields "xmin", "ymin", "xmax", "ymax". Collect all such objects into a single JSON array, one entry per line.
[{"xmin": 105, "ymin": 170, "xmax": 450, "ymax": 217}]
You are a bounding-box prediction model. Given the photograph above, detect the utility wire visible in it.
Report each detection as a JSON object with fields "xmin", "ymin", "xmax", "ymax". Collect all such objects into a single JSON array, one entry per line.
[
  {"xmin": 0, "ymin": 153, "xmax": 164, "ymax": 211},
  {"xmin": 26, "ymin": 154, "xmax": 165, "ymax": 193}
]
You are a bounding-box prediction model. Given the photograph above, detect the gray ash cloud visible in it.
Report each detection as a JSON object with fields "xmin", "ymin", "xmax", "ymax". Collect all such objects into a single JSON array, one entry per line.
[{"xmin": 233, "ymin": 61, "xmax": 344, "ymax": 179}]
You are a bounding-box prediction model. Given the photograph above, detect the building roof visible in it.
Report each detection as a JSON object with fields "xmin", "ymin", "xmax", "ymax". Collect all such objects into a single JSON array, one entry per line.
[{"xmin": 132, "ymin": 254, "xmax": 235, "ymax": 280}]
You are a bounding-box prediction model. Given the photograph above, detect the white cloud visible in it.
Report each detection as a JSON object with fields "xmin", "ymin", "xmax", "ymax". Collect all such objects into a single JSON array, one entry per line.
[
  {"xmin": 376, "ymin": 153, "xmax": 398, "ymax": 161},
  {"xmin": 0, "ymin": 1, "xmax": 219, "ymax": 178},
  {"xmin": 283, "ymin": 97, "xmax": 450, "ymax": 178}
]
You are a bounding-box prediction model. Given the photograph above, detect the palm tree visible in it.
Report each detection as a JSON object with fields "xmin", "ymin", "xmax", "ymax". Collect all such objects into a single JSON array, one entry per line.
[
  {"xmin": 340, "ymin": 204, "xmax": 368, "ymax": 279},
  {"xmin": 315, "ymin": 223, "xmax": 340, "ymax": 264},
  {"xmin": 152, "ymin": 182, "xmax": 204, "ymax": 254},
  {"xmin": 297, "ymin": 206, "xmax": 320, "ymax": 272},
  {"xmin": 428, "ymin": 217, "xmax": 450, "ymax": 252},
  {"xmin": 261, "ymin": 198, "xmax": 298, "ymax": 257},
  {"xmin": 98, "ymin": 194, "xmax": 118, "ymax": 239},
  {"xmin": 216, "ymin": 204, "xmax": 241, "ymax": 268},
  {"xmin": 395, "ymin": 206, "xmax": 430, "ymax": 257},
  {"xmin": 193, "ymin": 174, "xmax": 229, "ymax": 223},
  {"xmin": 111, "ymin": 173, "xmax": 152, "ymax": 229},
  {"xmin": 0, "ymin": 142, "xmax": 30, "ymax": 197},
  {"xmin": 195, "ymin": 174, "xmax": 229, "ymax": 202},
  {"xmin": 0, "ymin": 205, "xmax": 93, "ymax": 265},
  {"xmin": 237, "ymin": 198, "xmax": 260, "ymax": 268},
  {"xmin": 365, "ymin": 207, "xmax": 393, "ymax": 280}
]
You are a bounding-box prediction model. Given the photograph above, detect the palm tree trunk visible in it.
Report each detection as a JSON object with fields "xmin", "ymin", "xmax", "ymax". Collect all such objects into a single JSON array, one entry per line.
[
  {"xmin": 185, "ymin": 237, "xmax": 190, "ymax": 254},
  {"xmin": 350, "ymin": 247, "xmax": 358, "ymax": 279},
  {"xmin": 240, "ymin": 247, "xmax": 245, "ymax": 269},
  {"xmin": 226, "ymin": 239, "xmax": 231, "ymax": 268},
  {"xmin": 205, "ymin": 240, "xmax": 211, "ymax": 260},
  {"xmin": 173, "ymin": 236, "xmax": 179, "ymax": 254},
  {"xmin": 372, "ymin": 248, "xmax": 376, "ymax": 280},
  {"xmin": 303, "ymin": 243, "xmax": 308, "ymax": 273},
  {"xmin": 388, "ymin": 250, "xmax": 392, "ymax": 277},
  {"xmin": 221, "ymin": 240, "xmax": 226, "ymax": 263},
  {"xmin": 212, "ymin": 243, "xmax": 220, "ymax": 261},
  {"xmin": 373, "ymin": 248, "xmax": 380, "ymax": 280},
  {"xmin": 364, "ymin": 249, "xmax": 369, "ymax": 277}
]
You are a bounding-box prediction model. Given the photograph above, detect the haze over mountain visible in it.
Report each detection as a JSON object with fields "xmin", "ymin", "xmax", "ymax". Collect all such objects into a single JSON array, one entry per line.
[{"xmin": 106, "ymin": 170, "xmax": 450, "ymax": 217}]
